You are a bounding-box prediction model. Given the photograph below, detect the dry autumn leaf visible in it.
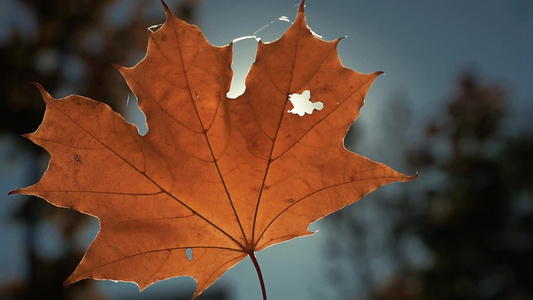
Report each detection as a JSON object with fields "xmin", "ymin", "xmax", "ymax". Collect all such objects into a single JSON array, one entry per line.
[{"xmin": 11, "ymin": 2, "xmax": 415, "ymax": 299}]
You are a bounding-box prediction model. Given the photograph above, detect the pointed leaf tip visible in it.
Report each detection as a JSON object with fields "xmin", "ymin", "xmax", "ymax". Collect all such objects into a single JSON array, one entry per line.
[
  {"xmin": 30, "ymin": 81, "xmax": 44, "ymax": 93},
  {"xmin": 299, "ymin": 0, "xmax": 305, "ymax": 12},
  {"xmin": 30, "ymin": 82, "xmax": 52, "ymax": 100},
  {"xmin": 63, "ymin": 275, "xmax": 78, "ymax": 288},
  {"xmin": 407, "ymin": 172, "xmax": 419, "ymax": 181},
  {"xmin": 28, "ymin": 81, "xmax": 40, "ymax": 87},
  {"xmin": 161, "ymin": 0, "xmax": 172, "ymax": 17},
  {"xmin": 63, "ymin": 279, "xmax": 71, "ymax": 288},
  {"xmin": 8, "ymin": 189, "xmax": 20, "ymax": 195}
]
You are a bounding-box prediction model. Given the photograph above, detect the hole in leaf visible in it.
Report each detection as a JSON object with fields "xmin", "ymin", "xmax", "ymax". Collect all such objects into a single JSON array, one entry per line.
[
  {"xmin": 186, "ymin": 248, "xmax": 193, "ymax": 261},
  {"xmin": 227, "ymin": 38, "xmax": 258, "ymax": 99},
  {"xmin": 124, "ymin": 93, "xmax": 148, "ymax": 136},
  {"xmin": 148, "ymin": 24, "xmax": 163, "ymax": 33},
  {"xmin": 287, "ymin": 90, "xmax": 323, "ymax": 116}
]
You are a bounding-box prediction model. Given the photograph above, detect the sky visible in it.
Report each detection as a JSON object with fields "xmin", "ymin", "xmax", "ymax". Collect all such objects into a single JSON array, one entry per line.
[{"xmin": 1, "ymin": 0, "xmax": 532, "ymax": 299}]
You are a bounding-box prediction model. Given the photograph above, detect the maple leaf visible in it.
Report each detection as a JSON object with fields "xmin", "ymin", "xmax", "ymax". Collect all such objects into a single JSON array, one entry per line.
[{"xmin": 10, "ymin": 1, "xmax": 415, "ymax": 299}]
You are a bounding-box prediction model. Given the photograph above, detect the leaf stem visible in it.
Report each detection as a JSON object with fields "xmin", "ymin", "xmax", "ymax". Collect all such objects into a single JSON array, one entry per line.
[{"xmin": 248, "ymin": 251, "xmax": 267, "ymax": 300}]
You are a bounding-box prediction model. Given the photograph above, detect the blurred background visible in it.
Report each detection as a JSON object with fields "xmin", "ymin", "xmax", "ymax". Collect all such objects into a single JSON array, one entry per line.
[{"xmin": 1, "ymin": 0, "xmax": 532, "ymax": 299}]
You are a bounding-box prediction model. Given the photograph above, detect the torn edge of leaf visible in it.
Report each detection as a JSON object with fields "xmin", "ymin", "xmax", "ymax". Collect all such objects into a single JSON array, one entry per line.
[{"xmin": 232, "ymin": 35, "xmax": 260, "ymax": 43}]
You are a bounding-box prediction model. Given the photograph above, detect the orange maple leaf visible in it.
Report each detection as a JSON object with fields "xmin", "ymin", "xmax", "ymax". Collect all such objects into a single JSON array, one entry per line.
[{"xmin": 11, "ymin": 2, "xmax": 415, "ymax": 299}]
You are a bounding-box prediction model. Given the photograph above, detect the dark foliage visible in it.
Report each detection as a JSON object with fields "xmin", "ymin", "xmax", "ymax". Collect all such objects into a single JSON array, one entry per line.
[
  {"xmin": 327, "ymin": 73, "xmax": 533, "ymax": 300},
  {"xmin": 1, "ymin": 1, "xmax": 204, "ymax": 299}
]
